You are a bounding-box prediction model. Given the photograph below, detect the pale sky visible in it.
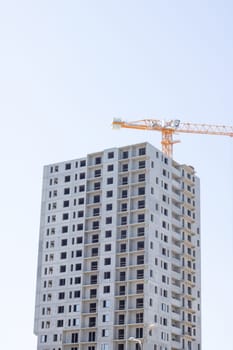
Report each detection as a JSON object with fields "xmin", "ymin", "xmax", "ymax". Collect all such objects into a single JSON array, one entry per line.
[{"xmin": 0, "ymin": 1, "xmax": 232, "ymax": 349}]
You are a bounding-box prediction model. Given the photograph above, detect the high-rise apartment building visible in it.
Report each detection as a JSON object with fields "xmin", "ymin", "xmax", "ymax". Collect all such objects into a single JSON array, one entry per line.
[{"xmin": 34, "ymin": 142, "xmax": 201, "ymax": 350}]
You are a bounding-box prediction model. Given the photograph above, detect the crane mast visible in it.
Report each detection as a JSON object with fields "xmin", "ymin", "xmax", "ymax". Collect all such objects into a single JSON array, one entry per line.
[{"xmin": 112, "ymin": 118, "xmax": 233, "ymax": 158}]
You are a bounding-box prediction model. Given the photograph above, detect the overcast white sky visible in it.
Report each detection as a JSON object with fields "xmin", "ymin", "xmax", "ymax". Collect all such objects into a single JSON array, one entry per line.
[{"xmin": 0, "ymin": 1, "xmax": 232, "ymax": 349}]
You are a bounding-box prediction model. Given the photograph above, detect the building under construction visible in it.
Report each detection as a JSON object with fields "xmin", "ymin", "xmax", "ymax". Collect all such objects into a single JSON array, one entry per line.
[{"xmin": 34, "ymin": 142, "xmax": 201, "ymax": 350}]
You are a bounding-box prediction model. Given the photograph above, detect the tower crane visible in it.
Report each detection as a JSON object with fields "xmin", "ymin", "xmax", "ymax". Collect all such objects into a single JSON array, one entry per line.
[{"xmin": 112, "ymin": 118, "xmax": 233, "ymax": 158}]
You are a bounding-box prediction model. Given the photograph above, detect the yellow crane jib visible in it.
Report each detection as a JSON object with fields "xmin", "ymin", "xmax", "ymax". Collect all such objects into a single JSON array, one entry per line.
[{"xmin": 112, "ymin": 118, "xmax": 233, "ymax": 158}]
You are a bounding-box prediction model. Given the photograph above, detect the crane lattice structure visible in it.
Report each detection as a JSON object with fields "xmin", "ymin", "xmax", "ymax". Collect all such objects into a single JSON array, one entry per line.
[{"xmin": 112, "ymin": 118, "xmax": 233, "ymax": 158}]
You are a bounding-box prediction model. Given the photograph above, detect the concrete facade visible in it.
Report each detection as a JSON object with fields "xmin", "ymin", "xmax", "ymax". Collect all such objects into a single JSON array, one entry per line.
[{"xmin": 34, "ymin": 142, "xmax": 201, "ymax": 350}]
